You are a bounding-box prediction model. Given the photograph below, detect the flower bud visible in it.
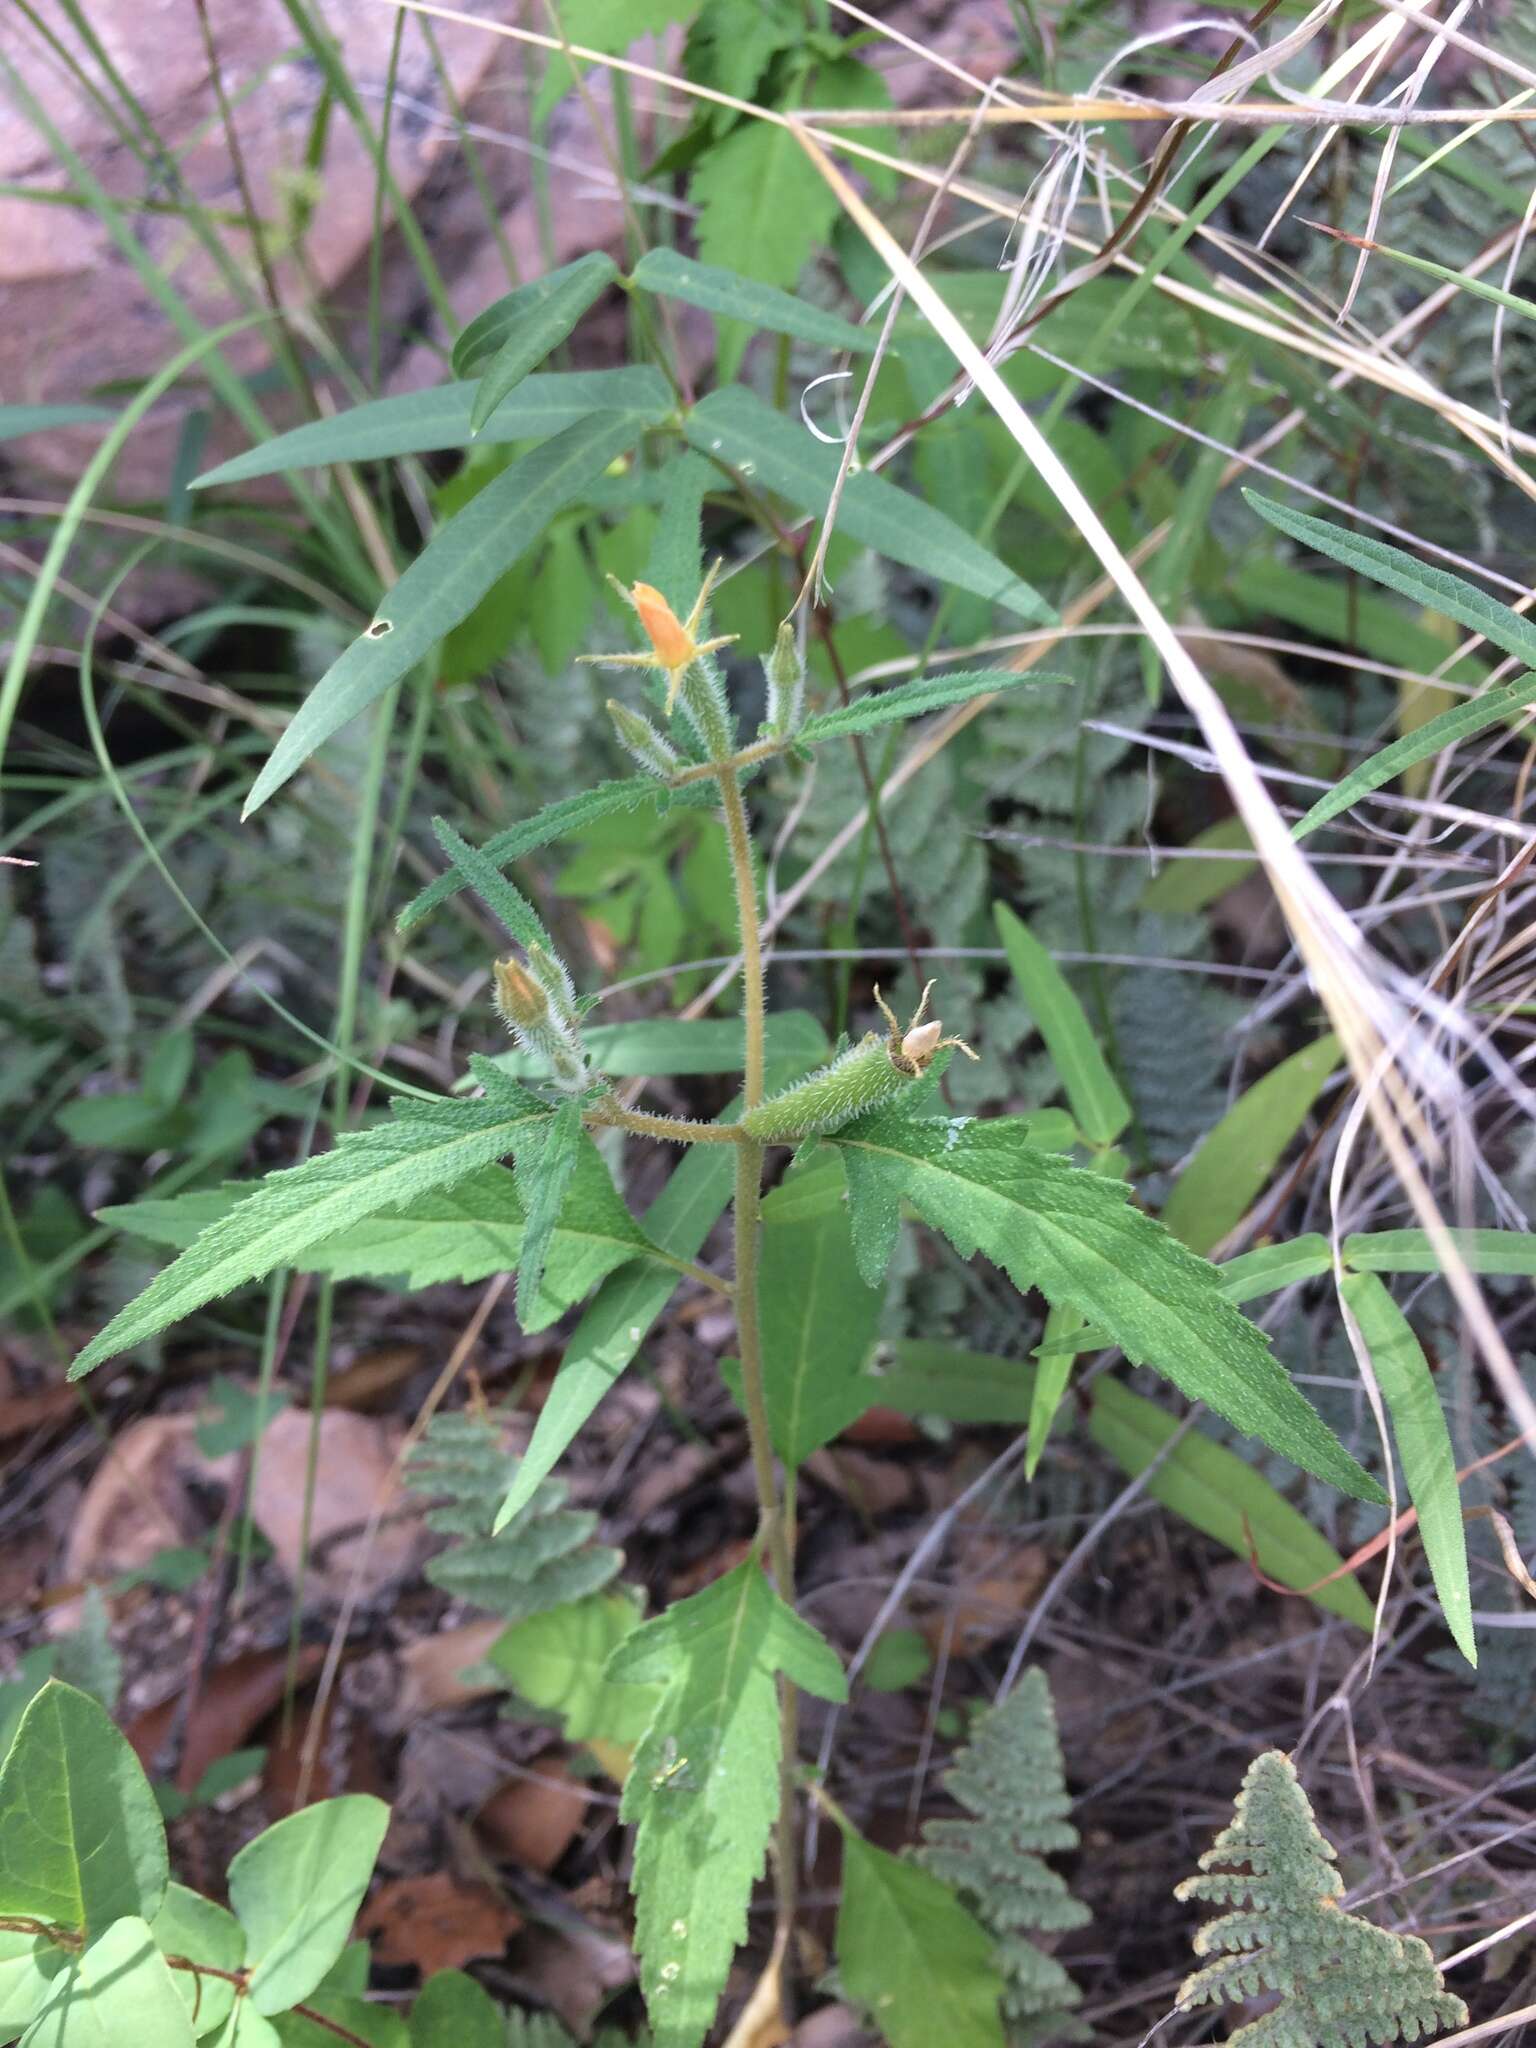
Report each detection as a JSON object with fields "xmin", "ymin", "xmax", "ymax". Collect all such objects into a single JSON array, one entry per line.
[
  {"xmin": 608, "ymin": 698, "xmax": 681, "ymax": 781},
  {"xmin": 629, "ymin": 582, "xmax": 695, "ymax": 670},
  {"xmin": 494, "ymin": 950, "xmax": 589, "ymax": 1093},
  {"xmin": 493, "ymin": 957, "xmax": 548, "ymax": 1032},
  {"xmin": 761, "ymin": 620, "xmax": 806, "ymax": 737}
]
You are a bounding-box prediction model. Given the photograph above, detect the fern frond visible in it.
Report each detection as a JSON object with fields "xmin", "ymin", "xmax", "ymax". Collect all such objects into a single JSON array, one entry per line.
[
  {"xmin": 1177, "ymin": 1754, "xmax": 1467, "ymax": 2048},
  {"xmin": 404, "ymin": 1411, "xmax": 621, "ymax": 1624},
  {"xmin": 918, "ymin": 1667, "xmax": 1090, "ymax": 2043}
]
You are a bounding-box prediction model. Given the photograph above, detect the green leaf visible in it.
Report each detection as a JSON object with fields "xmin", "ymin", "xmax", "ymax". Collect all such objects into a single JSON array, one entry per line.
[
  {"xmin": 0, "ymin": 1683, "xmax": 167, "ymax": 1935},
  {"xmin": 1218, "ymin": 1236, "xmax": 1333, "ymax": 1300},
  {"xmin": 756, "ymin": 1161, "xmax": 885, "ymax": 1464},
  {"xmin": 245, "ymin": 411, "xmax": 654, "ymax": 814},
  {"xmin": 609, "ymin": 1562, "xmax": 847, "ymax": 2048},
  {"xmin": 827, "ymin": 1111, "xmax": 1383, "ymax": 1503},
  {"xmin": 632, "ymin": 246, "xmax": 875, "ymax": 354},
  {"xmin": 685, "ymin": 386, "xmax": 1053, "ymax": 624},
  {"xmin": 1343, "ymin": 1227, "xmax": 1536, "ymax": 1277},
  {"xmin": 150, "ymin": 1884, "xmax": 243, "ymax": 2038},
  {"xmin": 994, "ymin": 904, "xmax": 1130, "ymax": 1146},
  {"xmin": 71, "ymin": 1077, "xmax": 551, "ymax": 1378},
  {"xmin": 192, "ymin": 367, "xmax": 670, "ymax": 487},
  {"xmin": 489, "ymin": 1589, "xmax": 658, "ymax": 1746},
  {"xmin": 493, "ymin": 1128, "xmax": 738, "ymax": 1530},
  {"xmin": 1289, "ymin": 671, "xmax": 1536, "ymax": 841},
  {"xmin": 690, "ymin": 120, "xmax": 840, "ymax": 296},
  {"xmin": 1087, "ymin": 1377, "xmax": 1376, "ymax": 1629},
  {"xmin": 1247, "ymin": 492, "xmax": 1536, "ymax": 683},
  {"xmin": 511, "ymin": 1100, "xmax": 583, "ymax": 1327},
  {"xmin": 798, "ymin": 669, "xmax": 1068, "ymax": 747},
  {"xmin": 1026, "ymin": 1303, "xmax": 1083, "ymax": 1481},
  {"xmin": 430, "ymin": 815, "xmax": 553, "ymax": 956},
  {"xmin": 1310, "ymin": 233, "xmax": 1536, "ymax": 327},
  {"xmin": 1141, "ymin": 817, "xmax": 1258, "ymax": 913},
  {"xmin": 409, "ymin": 1971, "xmax": 504, "ymax": 2048},
  {"xmin": 227, "ymin": 1796, "xmax": 389, "ymax": 2016},
  {"xmin": 0, "ymin": 1929, "xmax": 62, "ymax": 2037},
  {"xmin": 489, "ymin": 1009, "xmax": 829, "ymax": 1082},
  {"xmin": 1340, "ymin": 1271, "xmax": 1473, "ymax": 1664},
  {"xmin": 862, "ymin": 1629, "xmax": 933, "ymax": 1694},
  {"xmin": 398, "ymin": 778, "xmax": 711, "ymax": 934},
  {"xmin": 452, "ymin": 253, "xmax": 621, "ymax": 431},
  {"xmin": 22, "ymin": 1917, "xmax": 194, "ymax": 2048},
  {"xmin": 834, "ymin": 1827, "xmax": 1006, "ymax": 2048},
  {"xmin": 0, "ymin": 403, "xmax": 112, "ymax": 440},
  {"xmin": 865, "ymin": 1339, "xmax": 1035, "ymax": 1425},
  {"xmin": 1161, "ymin": 1035, "xmax": 1340, "ymax": 1255}
]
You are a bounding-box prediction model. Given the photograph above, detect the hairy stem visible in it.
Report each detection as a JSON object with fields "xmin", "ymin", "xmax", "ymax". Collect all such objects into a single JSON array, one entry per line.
[
  {"xmin": 714, "ymin": 751, "xmax": 800, "ymax": 1976},
  {"xmin": 586, "ymin": 1098, "xmax": 742, "ymax": 1145},
  {"xmin": 717, "ymin": 767, "xmax": 766, "ymax": 1108}
]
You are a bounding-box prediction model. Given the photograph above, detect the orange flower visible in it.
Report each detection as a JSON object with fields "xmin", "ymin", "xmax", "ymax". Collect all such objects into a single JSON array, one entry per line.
[{"xmin": 578, "ymin": 560, "xmax": 738, "ymax": 714}]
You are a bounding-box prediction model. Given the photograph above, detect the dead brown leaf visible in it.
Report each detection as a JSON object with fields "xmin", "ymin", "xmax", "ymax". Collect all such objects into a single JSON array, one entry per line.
[
  {"xmin": 0, "ymin": 1382, "xmax": 78, "ymax": 1444},
  {"xmin": 509, "ymin": 1910, "xmax": 636, "ymax": 2038},
  {"xmin": 395, "ymin": 1618, "xmax": 507, "ymax": 1718},
  {"xmin": 921, "ymin": 1534, "xmax": 1048, "ymax": 1655},
  {"xmin": 804, "ymin": 1448, "xmax": 913, "ymax": 1517},
  {"xmin": 358, "ymin": 1871, "xmax": 521, "ymax": 1975},
  {"xmin": 251, "ymin": 1409, "xmax": 422, "ymax": 1600},
  {"xmin": 476, "ymin": 1754, "xmax": 590, "ymax": 1872},
  {"xmin": 324, "ymin": 1344, "xmax": 425, "ymax": 1412},
  {"xmin": 59, "ymin": 1415, "xmax": 211, "ymax": 1613},
  {"xmin": 125, "ymin": 1644, "xmax": 324, "ymax": 1794}
]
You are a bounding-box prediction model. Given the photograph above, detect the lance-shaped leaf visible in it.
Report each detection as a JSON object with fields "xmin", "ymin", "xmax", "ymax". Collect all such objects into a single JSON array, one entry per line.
[
  {"xmin": 1161, "ymin": 1034, "xmax": 1340, "ymax": 1255},
  {"xmin": 1246, "ymin": 491, "xmax": 1536, "ymax": 673},
  {"xmin": 71, "ymin": 1067, "xmax": 552, "ymax": 1378},
  {"xmin": 608, "ymin": 1562, "xmax": 848, "ymax": 2048},
  {"xmin": 1341, "ymin": 1270, "xmax": 1474, "ymax": 1664},
  {"xmin": 494, "ymin": 1134, "xmax": 737, "ymax": 1531},
  {"xmin": 1343, "ymin": 1227, "xmax": 1536, "ymax": 1277},
  {"xmin": 995, "ymin": 903, "xmax": 1130, "ymax": 1147},
  {"xmin": 834, "ymin": 1824, "xmax": 1006, "ymax": 2048},
  {"xmin": 193, "ymin": 366, "xmax": 670, "ymax": 486},
  {"xmin": 796, "ymin": 668, "xmax": 1069, "ymax": 746},
  {"xmin": 685, "ymin": 385, "xmax": 1053, "ymax": 624},
  {"xmin": 754, "ymin": 1158, "xmax": 885, "ymax": 1464},
  {"xmin": 491, "ymin": 1031, "xmax": 828, "ymax": 1533},
  {"xmin": 398, "ymin": 776, "xmax": 714, "ymax": 933},
  {"xmin": 244, "ymin": 411, "xmax": 657, "ymax": 815},
  {"xmin": 826, "ymin": 1109, "xmax": 1383, "ymax": 1503},
  {"xmin": 1088, "ymin": 1378, "xmax": 1375, "ymax": 1628},
  {"xmin": 431, "ymin": 814, "xmax": 553, "ymax": 955},
  {"xmin": 510, "ymin": 1098, "xmax": 583, "ymax": 1327},
  {"xmin": 631, "ymin": 246, "xmax": 877, "ymax": 354},
  {"xmin": 453, "ymin": 252, "xmax": 622, "ymax": 431},
  {"xmin": 1290, "ymin": 673, "xmax": 1536, "ymax": 841}
]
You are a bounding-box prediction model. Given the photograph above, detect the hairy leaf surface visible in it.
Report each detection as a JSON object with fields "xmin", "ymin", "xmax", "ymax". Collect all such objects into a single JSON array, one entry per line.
[
  {"xmin": 835, "ymin": 1827, "xmax": 1006, "ymax": 2048},
  {"xmin": 72, "ymin": 1068, "xmax": 551, "ymax": 1377},
  {"xmin": 827, "ymin": 1110, "xmax": 1382, "ymax": 1501},
  {"xmin": 609, "ymin": 1563, "xmax": 847, "ymax": 2048}
]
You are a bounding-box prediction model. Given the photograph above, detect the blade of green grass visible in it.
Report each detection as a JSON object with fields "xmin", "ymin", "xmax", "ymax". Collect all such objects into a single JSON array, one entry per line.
[
  {"xmin": 994, "ymin": 903, "xmax": 1130, "ymax": 1147},
  {"xmin": 1341, "ymin": 1270, "xmax": 1474, "ymax": 1665}
]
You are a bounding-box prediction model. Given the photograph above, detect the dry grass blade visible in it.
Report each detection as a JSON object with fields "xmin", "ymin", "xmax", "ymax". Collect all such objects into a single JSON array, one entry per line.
[{"xmin": 790, "ymin": 121, "xmax": 1536, "ymax": 1465}]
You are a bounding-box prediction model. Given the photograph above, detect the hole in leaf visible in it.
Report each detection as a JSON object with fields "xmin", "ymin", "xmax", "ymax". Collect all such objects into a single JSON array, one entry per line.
[{"xmin": 367, "ymin": 619, "xmax": 393, "ymax": 638}]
